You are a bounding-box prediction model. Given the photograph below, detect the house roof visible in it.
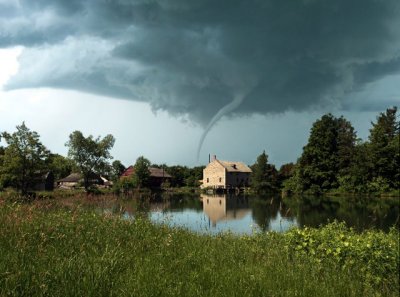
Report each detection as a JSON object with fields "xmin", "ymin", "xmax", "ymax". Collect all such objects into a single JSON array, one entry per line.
[
  {"xmin": 33, "ymin": 171, "xmax": 54, "ymax": 181},
  {"xmin": 120, "ymin": 166, "xmax": 172, "ymax": 178},
  {"xmin": 58, "ymin": 173, "xmax": 82, "ymax": 182},
  {"xmin": 149, "ymin": 167, "xmax": 172, "ymax": 178},
  {"xmin": 43, "ymin": 171, "xmax": 53, "ymax": 179},
  {"xmin": 121, "ymin": 166, "xmax": 134, "ymax": 177},
  {"xmin": 58, "ymin": 172, "xmax": 103, "ymax": 183},
  {"xmin": 216, "ymin": 160, "xmax": 252, "ymax": 173}
]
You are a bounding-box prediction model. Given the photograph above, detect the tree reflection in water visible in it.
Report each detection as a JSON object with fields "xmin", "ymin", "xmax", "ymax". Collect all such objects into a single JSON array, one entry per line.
[{"xmin": 98, "ymin": 193, "xmax": 398, "ymax": 233}]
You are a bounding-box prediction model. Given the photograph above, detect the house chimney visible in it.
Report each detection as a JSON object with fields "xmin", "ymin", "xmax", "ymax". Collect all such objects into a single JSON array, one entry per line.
[
  {"xmin": 213, "ymin": 155, "xmax": 217, "ymax": 161},
  {"xmin": 208, "ymin": 154, "xmax": 210, "ymax": 163}
]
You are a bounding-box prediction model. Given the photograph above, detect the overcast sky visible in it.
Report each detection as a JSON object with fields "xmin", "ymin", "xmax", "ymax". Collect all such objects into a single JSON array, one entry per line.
[{"xmin": 0, "ymin": 0, "xmax": 399, "ymax": 168}]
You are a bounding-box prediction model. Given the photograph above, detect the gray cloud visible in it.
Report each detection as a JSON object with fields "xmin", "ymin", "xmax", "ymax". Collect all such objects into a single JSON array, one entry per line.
[
  {"xmin": 353, "ymin": 57, "xmax": 400, "ymax": 85},
  {"xmin": 2, "ymin": 0, "xmax": 400, "ymax": 125}
]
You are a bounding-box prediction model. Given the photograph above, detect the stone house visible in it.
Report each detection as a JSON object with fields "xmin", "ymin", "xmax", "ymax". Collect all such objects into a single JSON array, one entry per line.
[
  {"xmin": 201, "ymin": 193, "xmax": 250, "ymax": 227},
  {"xmin": 201, "ymin": 156, "xmax": 252, "ymax": 190}
]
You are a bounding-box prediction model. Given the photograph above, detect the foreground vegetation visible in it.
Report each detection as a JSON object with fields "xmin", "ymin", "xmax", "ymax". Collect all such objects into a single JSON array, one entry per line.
[{"xmin": 0, "ymin": 199, "xmax": 398, "ymax": 297}]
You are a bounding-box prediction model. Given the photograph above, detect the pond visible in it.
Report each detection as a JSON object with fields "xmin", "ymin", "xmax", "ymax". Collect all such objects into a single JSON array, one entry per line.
[{"xmin": 104, "ymin": 193, "xmax": 399, "ymax": 235}]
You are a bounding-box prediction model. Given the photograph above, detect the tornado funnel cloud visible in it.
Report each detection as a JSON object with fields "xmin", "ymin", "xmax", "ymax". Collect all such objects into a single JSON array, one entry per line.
[{"xmin": 196, "ymin": 93, "xmax": 246, "ymax": 162}]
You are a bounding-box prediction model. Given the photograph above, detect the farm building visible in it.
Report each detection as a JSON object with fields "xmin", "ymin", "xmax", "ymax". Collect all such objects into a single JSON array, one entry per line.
[
  {"xmin": 32, "ymin": 171, "xmax": 55, "ymax": 191},
  {"xmin": 120, "ymin": 166, "xmax": 172, "ymax": 188},
  {"xmin": 57, "ymin": 172, "xmax": 109, "ymax": 189},
  {"xmin": 201, "ymin": 155, "xmax": 252, "ymax": 190}
]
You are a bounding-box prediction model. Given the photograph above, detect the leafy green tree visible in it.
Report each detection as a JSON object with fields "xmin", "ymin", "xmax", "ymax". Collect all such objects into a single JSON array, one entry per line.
[
  {"xmin": 338, "ymin": 141, "xmax": 373, "ymax": 193},
  {"xmin": 95, "ymin": 162, "xmax": 113, "ymax": 180},
  {"xmin": 367, "ymin": 107, "xmax": 399, "ymax": 190},
  {"xmin": 0, "ymin": 122, "xmax": 50, "ymax": 194},
  {"xmin": 294, "ymin": 114, "xmax": 357, "ymax": 193},
  {"xmin": 298, "ymin": 114, "xmax": 338, "ymax": 192},
  {"xmin": 66, "ymin": 131, "xmax": 115, "ymax": 191},
  {"xmin": 251, "ymin": 150, "xmax": 269, "ymax": 191},
  {"xmin": 336, "ymin": 117, "xmax": 357, "ymax": 178},
  {"xmin": 282, "ymin": 164, "xmax": 302, "ymax": 194},
  {"xmin": 46, "ymin": 153, "xmax": 76, "ymax": 180},
  {"xmin": 185, "ymin": 166, "xmax": 204, "ymax": 187},
  {"xmin": 133, "ymin": 156, "xmax": 151, "ymax": 188},
  {"xmin": 110, "ymin": 160, "xmax": 126, "ymax": 181},
  {"xmin": 166, "ymin": 165, "xmax": 187, "ymax": 187},
  {"xmin": 251, "ymin": 150, "xmax": 278, "ymax": 193},
  {"xmin": 113, "ymin": 176, "xmax": 135, "ymax": 195},
  {"xmin": 278, "ymin": 163, "xmax": 295, "ymax": 188},
  {"xmin": 388, "ymin": 131, "xmax": 400, "ymax": 189},
  {"xmin": 150, "ymin": 163, "xmax": 167, "ymax": 169}
]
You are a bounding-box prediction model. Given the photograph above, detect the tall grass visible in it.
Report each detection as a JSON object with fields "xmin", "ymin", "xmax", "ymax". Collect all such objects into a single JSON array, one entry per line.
[{"xmin": 0, "ymin": 201, "xmax": 398, "ymax": 297}]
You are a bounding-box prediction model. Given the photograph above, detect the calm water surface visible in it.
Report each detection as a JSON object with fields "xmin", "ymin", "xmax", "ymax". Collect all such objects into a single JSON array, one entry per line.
[{"xmin": 105, "ymin": 193, "xmax": 399, "ymax": 235}]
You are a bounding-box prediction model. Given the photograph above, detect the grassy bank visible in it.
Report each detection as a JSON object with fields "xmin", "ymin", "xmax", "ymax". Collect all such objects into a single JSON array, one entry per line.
[{"xmin": 0, "ymin": 200, "xmax": 398, "ymax": 297}]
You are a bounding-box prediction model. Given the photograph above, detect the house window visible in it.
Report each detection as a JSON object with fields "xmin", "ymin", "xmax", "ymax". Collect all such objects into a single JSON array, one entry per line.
[
  {"xmin": 207, "ymin": 178, "xmax": 209, "ymax": 183},
  {"xmin": 219, "ymin": 177, "xmax": 222, "ymax": 182}
]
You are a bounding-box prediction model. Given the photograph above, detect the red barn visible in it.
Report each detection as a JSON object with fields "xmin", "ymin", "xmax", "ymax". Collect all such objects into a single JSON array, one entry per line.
[{"xmin": 120, "ymin": 166, "xmax": 172, "ymax": 188}]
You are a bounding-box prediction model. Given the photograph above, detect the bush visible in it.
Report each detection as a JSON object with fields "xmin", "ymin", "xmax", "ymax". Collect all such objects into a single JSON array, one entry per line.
[
  {"xmin": 112, "ymin": 177, "xmax": 136, "ymax": 195},
  {"xmin": 284, "ymin": 221, "xmax": 399, "ymax": 286},
  {"xmin": 367, "ymin": 177, "xmax": 391, "ymax": 193},
  {"xmin": 0, "ymin": 188, "xmax": 24, "ymax": 202}
]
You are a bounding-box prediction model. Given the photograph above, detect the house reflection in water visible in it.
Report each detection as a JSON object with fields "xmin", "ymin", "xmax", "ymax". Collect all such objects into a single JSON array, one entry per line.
[{"xmin": 200, "ymin": 194, "xmax": 250, "ymax": 228}]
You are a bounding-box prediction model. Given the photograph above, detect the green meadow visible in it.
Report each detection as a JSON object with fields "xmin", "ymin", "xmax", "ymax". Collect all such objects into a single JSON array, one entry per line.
[{"xmin": 0, "ymin": 198, "xmax": 398, "ymax": 297}]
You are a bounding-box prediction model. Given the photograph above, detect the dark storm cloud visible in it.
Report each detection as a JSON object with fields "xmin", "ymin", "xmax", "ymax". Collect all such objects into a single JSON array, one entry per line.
[
  {"xmin": 2, "ymin": 0, "xmax": 400, "ymax": 124},
  {"xmin": 352, "ymin": 57, "xmax": 400, "ymax": 85}
]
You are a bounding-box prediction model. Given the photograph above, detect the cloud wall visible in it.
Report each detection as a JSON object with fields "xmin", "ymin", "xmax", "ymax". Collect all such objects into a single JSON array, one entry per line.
[{"xmin": 1, "ymin": 0, "xmax": 399, "ymax": 125}]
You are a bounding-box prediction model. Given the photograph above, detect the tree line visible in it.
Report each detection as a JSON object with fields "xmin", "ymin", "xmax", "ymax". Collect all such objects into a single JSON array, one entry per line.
[
  {"xmin": 0, "ymin": 123, "xmax": 204, "ymax": 194},
  {"xmin": 0, "ymin": 125, "xmax": 119, "ymax": 194},
  {"xmin": 251, "ymin": 107, "xmax": 399, "ymax": 194},
  {"xmin": 1, "ymin": 106, "xmax": 398, "ymax": 195},
  {"xmin": 113, "ymin": 156, "xmax": 204, "ymax": 194}
]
